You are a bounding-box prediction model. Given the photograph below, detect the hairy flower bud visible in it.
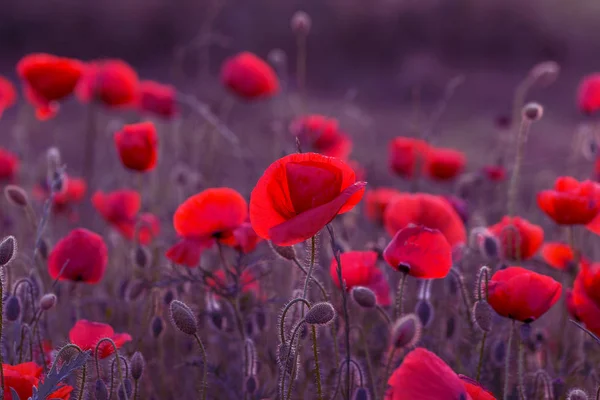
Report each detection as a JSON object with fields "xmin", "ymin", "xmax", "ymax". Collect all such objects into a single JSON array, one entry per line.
[
  {"xmin": 170, "ymin": 300, "xmax": 198, "ymax": 335},
  {"xmin": 0, "ymin": 236, "xmax": 17, "ymax": 267},
  {"xmin": 390, "ymin": 314, "xmax": 422, "ymax": 349},
  {"xmin": 130, "ymin": 351, "xmax": 145, "ymax": 381},
  {"xmin": 351, "ymin": 286, "xmax": 377, "ymax": 309},
  {"xmin": 305, "ymin": 302, "xmax": 336, "ymax": 326},
  {"xmin": 5, "ymin": 295, "xmax": 21, "ymax": 322},
  {"xmin": 4, "ymin": 185, "xmax": 29, "ymax": 208},
  {"xmin": 39, "ymin": 293, "xmax": 57, "ymax": 311}
]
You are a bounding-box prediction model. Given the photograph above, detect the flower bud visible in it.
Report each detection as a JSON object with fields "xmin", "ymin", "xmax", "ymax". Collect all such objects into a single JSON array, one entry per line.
[
  {"xmin": 305, "ymin": 302, "xmax": 336, "ymax": 326},
  {"xmin": 95, "ymin": 379, "xmax": 109, "ymax": 400},
  {"xmin": 39, "ymin": 293, "xmax": 57, "ymax": 311},
  {"xmin": 567, "ymin": 389, "xmax": 589, "ymax": 400},
  {"xmin": 269, "ymin": 242, "xmax": 296, "ymax": 260},
  {"xmin": 4, "ymin": 185, "xmax": 29, "ymax": 208},
  {"xmin": 169, "ymin": 300, "xmax": 198, "ymax": 335},
  {"xmin": 151, "ymin": 315, "xmax": 164, "ymax": 338},
  {"xmin": 245, "ymin": 375, "xmax": 258, "ymax": 394},
  {"xmin": 523, "ymin": 103, "xmax": 543, "ymax": 121},
  {"xmin": 4, "ymin": 295, "xmax": 20, "ymax": 322},
  {"xmin": 473, "ymin": 300, "xmax": 493, "ymax": 332},
  {"xmin": 0, "ymin": 236, "xmax": 16, "ymax": 267},
  {"xmin": 415, "ymin": 299, "xmax": 434, "ymax": 328},
  {"xmin": 390, "ymin": 314, "xmax": 422, "ymax": 349},
  {"xmin": 352, "ymin": 387, "xmax": 370, "ymax": 400},
  {"xmin": 130, "ymin": 351, "xmax": 145, "ymax": 381},
  {"xmin": 290, "ymin": 11, "xmax": 311, "ymax": 35},
  {"xmin": 131, "ymin": 245, "xmax": 151, "ymax": 269},
  {"xmin": 351, "ymin": 286, "xmax": 377, "ymax": 309}
]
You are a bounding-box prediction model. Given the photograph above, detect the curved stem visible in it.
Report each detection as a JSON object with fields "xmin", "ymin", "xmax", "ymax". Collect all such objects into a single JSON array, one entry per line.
[
  {"xmin": 476, "ymin": 332, "xmax": 488, "ymax": 382},
  {"xmin": 279, "ymin": 298, "xmax": 311, "ymax": 343},
  {"xmin": 349, "ymin": 325, "xmax": 377, "ymax": 400},
  {"xmin": 503, "ymin": 320, "xmax": 515, "ymax": 400},
  {"xmin": 450, "ymin": 268, "xmax": 474, "ymax": 329},
  {"xmin": 53, "ymin": 344, "xmax": 86, "ymax": 400},
  {"xmin": 193, "ymin": 334, "xmax": 208, "ymax": 400},
  {"xmin": 95, "ymin": 338, "xmax": 127, "ymax": 400},
  {"xmin": 394, "ymin": 272, "xmax": 408, "ymax": 320},
  {"xmin": 376, "ymin": 305, "xmax": 392, "ymax": 325},
  {"xmin": 293, "ymin": 258, "xmax": 329, "ymax": 301}
]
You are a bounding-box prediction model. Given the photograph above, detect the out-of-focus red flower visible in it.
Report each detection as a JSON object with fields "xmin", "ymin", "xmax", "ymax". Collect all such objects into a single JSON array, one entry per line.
[
  {"xmin": 34, "ymin": 175, "xmax": 87, "ymax": 214},
  {"xmin": 0, "ymin": 76, "xmax": 17, "ymax": 118},
  {"xmin": 206, "ymin": 269, "xmax": 260, "ymax": 298},
  {"xmin": 425, "ymin": 147, "xmax": 466, "ymax": 181},
  {"xmin": 568, "ymin": 260, "xmax": 600, "ymax": 336},
  {"xmin": 166, "ymin": 188, "xmax": 248, "ymax": 267},
  {"xmin": 458, "ymin": 375, "xmax": 496, "ymax": 400},
  {"xmin": 77, "ymin": 59, "xmax": 139, "ymax": 107},
  {"xmin": 578, "ymin": 73, "xmax": 600, "ymax": 115},
  {"xmin": 3, "ymin": 362, "xmax": 73, "ymax": 400},
  {"xmin": 330, "ymin": 250, "xmax": 391, "ymax": 306},
  {"xmin": 115, "ymin": 212, "xmax": 161, "ymax": 245},
  {"xmin": 290, "ymin": 115, "xmax": 352, "ymax": 160},
  {"xmin": 481, "ymin": 165, "xmax": 506, "ymax": 182},
  {"xmin": 48, "ymin": 228, "xmax": 108, "ymax": 284},
  {"xmin": 388, "ymin": 137, "xmax": 429, "ymax": 178},
  {"xmin": 92, "ymin": 189, "xmax": 141, "ymax": 226},
  {"xmin": 17, "ymin": 53, "xmax": 83, "ymax": 120},
  {"xmin": 540, "ymin": 242, "xmax": 575, "ymax": 271},
  {"xmin": 538, "ymin": 177, "xmax": 600, "ymax": 225},
  {"xmin": 138, "ymin": 80, "xmax": 177, "ymax": 119},
  {"xmin": 220, "ymin": 221, "xmax": 262, "ymax": 254},
  {"xmin": 384, "ymin": 193, "xmax": 466, "ymax": 247},
  {"xmin": 69, "ymin": 320, "xmax": 132, "ymax": 359},
  {"xmin": 114, "ymin": 121, "xmax": 158, "ymax": 172},
  {"xmin": 487, "ymin": 216, "xmax": 544, "ymax": 260},
  {"xmin": 220, "ymin": 52, "xmax": 279, "ymax": 100},
  {"xmin": 487, "ymin": 267, "xmax": 562, "ymax": 323},
  {"xmin": 364, "ymin": 187, "xmax": 402, "ymax": 224},
  {"xmin": 383, "ymin": 225, "xmax": 452, "ymax": 279},
  {"xmin": 348, "ymin": 160, "xmax": 366, "ymax": 181},
  {"xmin": 250, "ymin": 153, "xmax": 366, "ymax": 246},
  {"xmin": 0, "ymin": 148, "xmax": 19, "ymax": 182},
  {"xmin": 385, "ymin": 348, "xmax": 470, "ymax": 400}
]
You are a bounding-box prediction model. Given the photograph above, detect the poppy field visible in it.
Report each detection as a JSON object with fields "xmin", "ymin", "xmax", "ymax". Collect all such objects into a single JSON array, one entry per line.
[{"xmin": 2, "ymin": 4, "xmax": 600, "ymax": 400}]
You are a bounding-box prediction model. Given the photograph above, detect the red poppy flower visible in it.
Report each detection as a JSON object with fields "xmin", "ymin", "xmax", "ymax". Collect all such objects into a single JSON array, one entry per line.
[
  {"xmin": 290, "ymin": 115, "xmax": 339, "ymax": 142},
  {"xmin": 166, "ymin": 188, "xmax": 248, "ymax": 267},
  {"xmin": 77, "ymin": 59, "xmax": 139, "ymax": 107},
  {"xmin": 568, "ymin": 263, "xmax": 600, "ymax": 336},
  {"xmin": 537, "ymin": 177, "xmax": 600, "ymax": 225},
  {"xmin": 206, "ymin": 269, "xmax": 260, "ymax": 298},
  {"xmin": 92, "ymin": 189, "xmax": 141, "ymax": 226},
  {"xmin": 487, "ymin": 216, "xmax": 544, "ymax": 260},
  {"xmin": 0, "ymin": 148, "xmax": 19, "ymax": 182},
  {"xmin": 388, "ymin": 137, "xmax": 429, "ymax": 178},
  {"xmin": 425, "ymin": 147, "xmax": 466, "ymax": 181},
  {"xmin": 16, "ymin": 53, "xmax": 83, "ymax": 120},
  {"xmin": 69, "ymin": 320, "xmax": 132, "ymax": 359},
  {"xmin": 481, "ymin": 165, "xmax": 506, "ymax": 182},
  {"xmin": 578, "ymin": 73, "xmax": 600, "ymax": 115},
  {"xmin": 34, "ymin": 175, "xmax": 87, "ymax": 214},
  {"xmin": 249, "ymin": 153, "xmax": 366, "ymax": 246},
  {"xmin": 48, "ymin": 228, "xmax": 108, "ymax": 284},
  {"xmin": 384, "ymin": 193, "xmax": 466, "ymax": 247},
  {"xmin": 330, "ymin": 250, "xmax": 391, "ymax": 306},
  {"xmin": 0, "ymin": 76, "xmax": 17, "ymax": 118},
  {"xmin": 385, "ymin": 348, "xmax": 470, "ymax": 400},
  {"xmin": 220, "ymin": 221, "xmax": 262, "ymax": 254},
  {"xmin": 138, "ymin": 80, "xmax": 177, "ymax": 119},
  {"xmin": 313, "ymin": 130, "xmax": 353, "ymax": 160},
  {"xmin": 364, "ymin": 188, "xmax": 403, "ymax": 224},
  {"xmin": 220, "ymin": 52, "xmax": 279, "ymax": 100},
  {"xmin": 3, "ymin": 362, "xmax": 73, "ymax": 400},
  {"xmin": 458, "ymin": 375, "xmax": 496, "ymax": 400},
  {"xmin": 487, "ymin": 267, "xmax": 562, "ymax": 322},
  {"xmin": 586, "ymin": 212, "xmax": 600, "ymax": 236},
  {"xmin": 115, "ymin": 212, "xmax": 161, "ymax": 245},
  {"xmin": 540, "ymin": 242, "xmax": 575, "ymax": 271},
  {"xmin": 114, "ymin": 121, "xmax": 158, "ymax": 172},
  {"xmin": 383, "ymin": 225, "xmax": 452, "ymax": 279}
]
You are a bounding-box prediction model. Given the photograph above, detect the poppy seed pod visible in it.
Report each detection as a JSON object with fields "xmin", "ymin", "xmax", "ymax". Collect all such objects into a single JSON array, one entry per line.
[
  {"xmin": 290, "ymin": 11, "xmax": 312, "ymax": 35},
  {"xmin": 4, "ymin": 295, "xmax": 21, "ymax": 322},
  {"xmin": 130, "ymin": 351, "xmax": 145, "ymax": 381},
  {"xmin": 4, "ymin": 185, "xmax": 29, "ymax": 208},
  {"xmin": 95, "ymin": 379, "xmax": 109, "ymax": 400},
  {"xmin": 169, "ymin": 300, "xmax": 198, "ymax": 335},
  {"xmin": 351, "ymin": 286, "xmax": 377, "ymax": 309},
  {"xmin": 415, "ymin": 299, "xmax": 434, "ymax": 328},
  {"xmin": 39, "ymin": 293, "xmax": 57, "ymax": 311},
  {"xmin": 305, "ymin": 302, "xmax": 336, "ymax": 326},
  {"xmin": 151, "ymin": 315, "xmax": 164, "ymax": 338},
  {"xmin": 567, "ymin": 389, "xmax": 589, "ymax": 400},
  {"xmin": 0, "ymin": 235, "xmax": 17, "ymax": 267},
  {"xmin": 390, "ymin": 314, "xmax": 422, "ymax": 349},
  {"xmin": 473, "ymin": 300, "xmax": 493, "ymax": 332},
  {"xmin": 523, "ymin": 103, "xmax": 544, "ymax": 121},
  {"xmin": 269, "ymin": 242, "xmax": 297, "ymax": 261},
  {"xmin": 352, "ymin": 387, "xmax": 370, "ymax": 400}
]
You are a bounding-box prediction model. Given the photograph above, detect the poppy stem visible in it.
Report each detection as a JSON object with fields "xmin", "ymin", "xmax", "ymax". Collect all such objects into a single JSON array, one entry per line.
[
  {"xmin": 376, "ymin": 305, "xmax": 392, "ymax": 325},
  {"xmin": 310, "ymin": 325, "xmax": 324, "ymax": 400},
  {"xmin": 566, "ymin": 225, "xmax": 580, "ymax": 268},
  {"xmin": 394, "ymin": 271, "xmax": 408, "ymax": 320},
  {"xmin": 0, "ymin": 269, "xmax": 4, "ymax": 399},
  {"xmin": 95, "ymin": 338, "xmax": 127, "ymax": 400},
  {"xmin": 193, "ymin": 333, "xmax": 208, "ymax": 400},
  {"xmin": 503, "ymin": 320, "xmax": 516, "ymax": 400},
  {"xmin": 450, "ymin": 268, "xmax": 474, "ymax": 329},
  {"xmin": 476, "ymin": 331, "xmax": 487, "ymax": 382},
  {"xmin": 349, "ymin": 325, "xmax": 378, "ymax": 400},
  {"xmin": 381, "ymin": 348, "xmax": 398, "ymax": 400},
  {"xmin": 507, "ymin": 111, "xmax": 532, "ymax": 218},
  {"xmin": 301, "ymin": 236, "xmax": 317, "ymax": 301},
  {"xmin": 82, "ymin": 102, "xmax": 98, "ymax": 190},
  {"xmin": 517, "ymin": 327, "xmax": 527, "ymax": 400},
  {"xmin": 52, "ymin": 344, "xmax": 86, "ymax": 400}
]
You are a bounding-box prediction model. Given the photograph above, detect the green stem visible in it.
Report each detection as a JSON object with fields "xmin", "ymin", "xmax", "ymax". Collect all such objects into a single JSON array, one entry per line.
[
  {"xmin": 394, "ymin": 272, "xmax": 408, "ymax": 322},
  {"xmin": 476, "ymin": 332, "xmax": 487, "ymax": 382},
  {"xmin": 503, "ymin": 321, "xmax": 515, "ymax": 400},
  {"xmin": 134, "ymin": 380, "xmax": 139, "ymax": 400},
  {"xmin": 194, "ymin": 334, "xmax": 208, "ymax": 400},
  {"xmin": 310, "ymin": 326, "xmax": 323, "ymax": 400},
  {"xmin": 0, "ymin": 269, "xmax": 5, "ymax": 400},
  {"xmin": 95, "ymin": 338, "xmax": 127, "ymax": 400}
]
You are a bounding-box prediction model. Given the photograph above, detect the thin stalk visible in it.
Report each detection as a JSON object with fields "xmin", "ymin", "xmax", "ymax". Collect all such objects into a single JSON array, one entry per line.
[
  {"xmin": 517, "ymin": 328, "xmax": 527, "ymax": 400},
  {"xmin": 350, "ymin": 325, "xmax": 377, "ymax": 400},
  {"xmin": 83, "ymin": 103, "xmax": 98, "ymax": 189},
  {"xmin": 296, "ymin": 32, "xmax": 307, "ymax": 112},
  {"xmin": 193, "ymin": 333, "xmax": 208, "ymax": 400},
  {"xmin": 95, "ymin": 339, "xmax": 127, "ymax": 400},
  {"xmin": 504, "ymin": 321, "xmax": 516, "ymax": 400},
  {"xmin": 0, "ymin": 269, "xmax": 4, "ymax": 398},
  {"xmin": 476, "ymin": 332, "xmax": 488, "ymax": 382},
  {"xmin": 310, "ymin": 326, "xmax": 323, "ymax": 400},
  {"xmin": 381, "ymin": 348, "xmax": 398, "ymax": 400},
  {"xmin": 394, "ymin": 272, "xmax": 408, "ymax": 320},
  {"xmin": 376, "ymin": 305, "xmax": 392, "ymax": 325},
  {"xmin": 507, "ymin": 115, "xmax": 531, "ymax": 219}
]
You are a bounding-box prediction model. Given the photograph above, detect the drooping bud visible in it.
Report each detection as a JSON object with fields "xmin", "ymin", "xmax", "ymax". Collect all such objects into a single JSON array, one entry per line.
[
  {"xmin": 390, "ymin": 314, "xmax": 422, "ymax": 349},
  {"xmin": 269, "ymin": 242, "xmax": 296, "ymax": 261},
  {"xmin": 117, "ymin": 379, "xmax": 133, "ymax": 400},
  {"xmin": 127, "ymin": 280, "xmax": 147, "ymax": 302},
  {"xmin": 0, "ymin": 236, "xmax": 17, "ymax": 267},
  {"xmin": 491, "ymin": 339, "xmax": 506, "ymax": 367},
  {"xmin": 567, "ymin": 389, "xmax": 589, "ymax": 400},
  {"xmin": 305, "ymin": 302, "xmax": 336, "ymax": 326},
  {"xmin": 169, "ymin": 300, "xmax": 198, "ymax": 335},
  {"xmin": 130, "ymin": 351, "xmax": 145, "ymax": 381},
  {"xmin": 5, "ymin": 295, "xmax": 21, "ymax": 322},
  {"xmin": 290, "ymin": 11, "xmax": 312, "ymax": 36},
  {"xmin": 473, "ymin": 300, "xmax": 493, "ymax": 332},
  {"xmin": 4, "ymin": 185, "xmax": 29, "ymax": 208},
  {"xmin": 523, "ymin": 103, "xmax": 543, "ymax": 121},
  {"xmin": 131, "ymin": 245, "xmax": 151, "ymax": 269},
  {"xmin": 95, "ymin": 379, "xmax": 109, "ymax": 400},
  {"xmin": 151, "ymin": 315, "xmax": 164, "ymax": 338},
  {"xmin": 351, "ymin": 286, "xmax": 377, "ymax": 309},
  {"xmin": 352, "ymin": 387, "xmax": 370, "ymax": 400},
  {"xmin": 163, "ymin": 290, "xmax": 174, "ymax": 305},
  {"xmin": 277, "ymin": 342, "xmax": 296, "ymax": 375},
  {"xmin": 529, "ymin": 61, "xmax": 560, "ymax": 87},
  {"xmin": 39, "ymin": 293, "xmax": 57, "ymax": 311},
  {"xmin": 415, "ymin": 299, "xmax": 434, "ymax": 328},
  {"xmin": 244, "ymin": 375, "xmax": 258, "ymax": 395}
]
